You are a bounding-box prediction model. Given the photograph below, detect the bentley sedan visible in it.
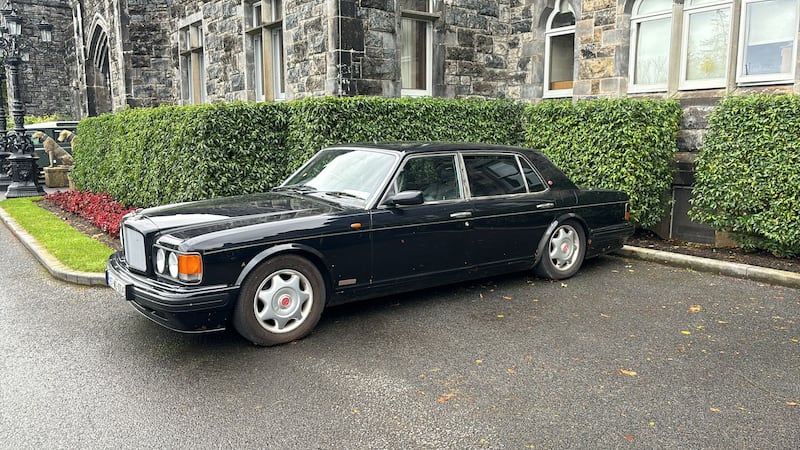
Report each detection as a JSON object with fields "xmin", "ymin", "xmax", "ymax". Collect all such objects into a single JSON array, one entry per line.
[{"xmin": 107, "ymin": 143, "xmax": 633, "ymax": 345}]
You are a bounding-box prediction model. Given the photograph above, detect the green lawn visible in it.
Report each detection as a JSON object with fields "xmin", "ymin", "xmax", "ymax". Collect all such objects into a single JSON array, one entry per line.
[{"xmin": 0, "ymin": 197, "xmax": 113, "ymax": 273}]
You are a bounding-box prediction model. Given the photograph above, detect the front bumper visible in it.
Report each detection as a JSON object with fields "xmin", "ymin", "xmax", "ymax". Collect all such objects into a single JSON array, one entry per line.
[{"xmin": 106, "ymin": 252, "xmax": 239, "ymax": 333}]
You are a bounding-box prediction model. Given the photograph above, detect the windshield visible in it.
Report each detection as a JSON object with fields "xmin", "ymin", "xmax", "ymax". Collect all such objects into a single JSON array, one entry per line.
[{"xmin": 280, "ymin": 148, "xmax": 399, "ymax": 207}]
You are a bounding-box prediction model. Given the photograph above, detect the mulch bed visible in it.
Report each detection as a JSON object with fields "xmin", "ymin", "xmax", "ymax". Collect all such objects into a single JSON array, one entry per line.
[{"xmin": 35, "ymin": 198, "xmax": 799, "ymax": 274}]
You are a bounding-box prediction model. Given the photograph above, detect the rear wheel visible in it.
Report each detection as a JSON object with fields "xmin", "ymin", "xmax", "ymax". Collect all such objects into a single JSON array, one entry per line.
[
  {"xmin": 535, "ymin": 221, "xmax": 586, "ymax": 280},
  {"xmin": 233, "ymin": 255, "xmax": 326, "ymax": 346}
]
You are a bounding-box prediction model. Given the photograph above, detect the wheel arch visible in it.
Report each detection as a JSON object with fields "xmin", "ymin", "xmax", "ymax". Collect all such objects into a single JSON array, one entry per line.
[
  {"xmin": 234, "ymin": 244, "xmax": 333, "ymax": 298},
  {"xmin": 533, "ymin": 213, "xmax": 589, "ymax": 266}
]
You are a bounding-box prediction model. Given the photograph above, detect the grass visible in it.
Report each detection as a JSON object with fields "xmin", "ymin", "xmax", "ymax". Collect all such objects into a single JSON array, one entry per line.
[{"xmin": 0, "ymin": 197, "xmax": 113, "ymax": 273}]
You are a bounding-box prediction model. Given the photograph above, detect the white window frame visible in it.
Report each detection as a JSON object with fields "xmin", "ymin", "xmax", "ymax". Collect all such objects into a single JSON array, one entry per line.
[
  {"xmin": 736, "ymin": 0, "xmax": 799, "ymax": 85},
  {"xmin": 271, "ymin": 25, "xmax": 286, "ymax": 101},
  {"xmin": 244, "ymin": 0, "xmax": 285, "ymax": 101},
  {"xmin": 179, "ymin": 16, "xmax": 206, "ymax": 104},
  {"xmin": 543, "ymin": 4, "xmax": 576, "ymax": 99},
  {"xmin": 400, "ymin": 0, "xmax": 434, "ymax": 97},
  {"xmin": 628, "ymin": 0, "xmax": 673, "ymax": 93},
  {"xmin": 679, "ymin": 0, "xmax": 733, "ymax": 91}
]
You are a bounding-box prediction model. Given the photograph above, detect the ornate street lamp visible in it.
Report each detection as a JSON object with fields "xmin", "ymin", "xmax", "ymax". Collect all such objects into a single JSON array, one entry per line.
[{"xmin": 0, "ymin": 2, "xmax": 53, "ymax": 197}]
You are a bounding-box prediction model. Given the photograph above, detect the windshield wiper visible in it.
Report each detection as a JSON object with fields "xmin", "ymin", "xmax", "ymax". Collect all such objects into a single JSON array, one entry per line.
[
  {"xmin": 272, "ymin": 184, "xmax": 317, "ymax": 193},
  {"xmin": 320, "ymin": 191, "xmax": 364, "ymax": 200}
]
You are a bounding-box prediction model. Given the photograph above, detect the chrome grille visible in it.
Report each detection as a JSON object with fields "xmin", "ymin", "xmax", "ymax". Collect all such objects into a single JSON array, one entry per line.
[{"xmin": 122, "ymin": 226, "xmax": 147, "ymax": 272}]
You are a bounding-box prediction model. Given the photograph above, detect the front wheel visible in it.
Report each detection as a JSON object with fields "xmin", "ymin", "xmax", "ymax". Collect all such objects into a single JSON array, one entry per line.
[
  {"xmin": 535, "ymin": 221, "xmax": 586, "ymax": 280},
  {"xmin": 233, "ymin": 255, "xmax": 326, "ymax": 346}
]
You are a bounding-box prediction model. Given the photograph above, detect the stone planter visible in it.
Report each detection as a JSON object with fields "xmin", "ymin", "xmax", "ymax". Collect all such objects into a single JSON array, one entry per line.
[{"xmin": 44, "ymin": 166, "xmax": 71, "ymax": 188}]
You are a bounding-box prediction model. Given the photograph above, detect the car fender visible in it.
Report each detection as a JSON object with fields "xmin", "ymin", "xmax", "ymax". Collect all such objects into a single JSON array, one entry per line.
[
  {"xmin": 533, "ymin": 213, "xmax": 588, "ymax": 266},
  {"xmin": 234, "ymin": 243, "xmax": 329, "ymax": 287}
]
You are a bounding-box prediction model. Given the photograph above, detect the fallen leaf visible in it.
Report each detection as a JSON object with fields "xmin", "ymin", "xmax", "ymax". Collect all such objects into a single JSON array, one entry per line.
[
  {"xmin": 787, "ymin": 402, "xmax": 799, "ymax": 407},
  {"xmin": 437, "ymin": 393, "xmax": 456, "ymax": 404},
  {"xmin": 616, "ymin": 369, "xmax": 638, "ymax": 377},
  {"xmin": 600, "ymin": 313, "xmax": 610, "ymax": 318},
  {"xmin": 560, "ymin": 283, "xmax": 568, "ymax": 287},
  {"xmin": 506, "ymin": 368, "xmax": 515, "ymax": 374},
  {"xmin": 496, "ymin": 314, "xmax": 505, "ymax": 318},
  {"xmin": 475, "ymin": 359, "xmax": 483, "ymax": 365},
  {"xmin": 710, "ymin": 407, "xmax": 720, "ymax": 413},
  {"xmin": 681, "ymin": 330, "xmax": 692, "ymax": 335},
  {"xmin": 688, "ymin": 305, "xmax": 702, "ymax": 313},
  {"xmin": 624, "ymin": 435, "xmax": 635, "ymax": 441},
  {"xmin": 503, "ymin": 296, "xmax": 512, "ymax": 300},
  {"xmin": 611, "ymin": 269, "xmax": 619, "ymax": 273},
  {"xmin": 352, "ymin": 408, "xmax": 361, "ymax": 414}
]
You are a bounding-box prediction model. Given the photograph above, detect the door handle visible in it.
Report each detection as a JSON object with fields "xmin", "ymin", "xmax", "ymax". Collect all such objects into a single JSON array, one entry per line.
[
  {"xmin": 536, "ymin": 202, "xmax": 555, "ymax": 209},
  {"xmin": 450, "ymin": 211, "xmax": 472, "ymax": 219}
]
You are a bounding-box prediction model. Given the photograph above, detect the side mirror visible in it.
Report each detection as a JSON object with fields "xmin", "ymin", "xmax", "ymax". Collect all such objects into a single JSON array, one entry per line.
[{"xmin": 383, "ymin": 190, "xmax": 424, "ymax": 207}]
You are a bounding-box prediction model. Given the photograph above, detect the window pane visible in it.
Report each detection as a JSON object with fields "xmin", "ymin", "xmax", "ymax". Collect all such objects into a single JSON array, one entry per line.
[
  {"xmin": 521, "ymin": 159, "xmax": 546, "ymax": 193},
  {"xmin": 551, "ymin": 11, "xmax": 576, "ymax": 28},
  {"xmin": 397, "ymin": 156, "xmax": 461, "ymax": 202},
  {"xmin": 272, "ymin": 28, "xmax": 285, "ymax": 99},
  {"xmin": 636, "ymin": 0, "xmax": 672, "ymax": 15},
  {"xmin": 399, "ymin": 0, "xmax": 430, "ymax": 12},
  {"xmin": 685, "ymin": 8, "xmax": 730, "ymax": 81},
  {"xmin": 401, "ymin": 18, "xmax": 428, "ymax": 91},
  {"xmin": 634, "ymin": 17, "xmax": 671, "ymax": 85},
  {"xmin": 741, "ymin": 0, "xmax": 797, "ymax": 76},
  {"xmin": 549, "ymin": 33, "xmax": 575, "ymax": 87},
  {"xmin": 464, "ymin": 155, "xmax": 526, "ymax": 197},
  {"xmin": 270, "ymin": 0, "xmax": 282, "ymax": 21},
  {"xmin": 253, "ymin": 33, "xmax": 264, "ymax": 101},
  {"xmin": 688, "ymin": 0, "xmax": 729, "ymax": 6}
]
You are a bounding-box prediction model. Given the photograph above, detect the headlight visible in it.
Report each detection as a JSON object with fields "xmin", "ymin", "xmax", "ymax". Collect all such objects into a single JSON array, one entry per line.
[
  {"xmin": 168, "ymin": 252, "xmax": 179, "ymax": 278},
  {"xmin": 156, "ymin": 248, "xmax": 166, "ymax": 273}
]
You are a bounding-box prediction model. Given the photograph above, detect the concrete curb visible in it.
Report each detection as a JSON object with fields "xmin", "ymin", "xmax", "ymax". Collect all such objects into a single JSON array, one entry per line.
[
  {"xmin": 0, "ymin": 206, "xmax": 107, "ymax": 287},
  {"xmin": 616, "ymin": 245, "xmax": 800, "ymax": 289}
]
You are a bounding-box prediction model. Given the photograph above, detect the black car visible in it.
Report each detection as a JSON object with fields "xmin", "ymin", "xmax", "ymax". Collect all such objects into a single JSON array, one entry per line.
[{"xmin": 107, "ymin": 143, "xmax": 633, "ymax": 345}]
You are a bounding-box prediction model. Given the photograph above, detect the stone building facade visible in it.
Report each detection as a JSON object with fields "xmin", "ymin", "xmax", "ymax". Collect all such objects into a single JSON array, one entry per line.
[{"xmin": 10, "ymin": 0, "xmax": 800, "ymax": 241}]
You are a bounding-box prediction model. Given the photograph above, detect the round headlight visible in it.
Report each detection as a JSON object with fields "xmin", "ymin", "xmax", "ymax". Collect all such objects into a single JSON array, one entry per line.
[
  {"xmin": 168, "ymin": 252, "xmax": 179, "ymax": 278},
  {"xmin": 156, "ymin": 248, "xmax": 166, "ymax": 273}
]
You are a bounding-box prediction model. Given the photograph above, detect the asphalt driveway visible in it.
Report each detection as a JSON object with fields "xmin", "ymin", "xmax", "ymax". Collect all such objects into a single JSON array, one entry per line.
[{"xmin": 1, "ymin": 222, "xmax": 798, "ymax": 448}]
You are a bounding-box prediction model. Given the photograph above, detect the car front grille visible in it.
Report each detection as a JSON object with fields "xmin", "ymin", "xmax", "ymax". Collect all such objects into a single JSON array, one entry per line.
[{"xmin": 122, "ymin": 226, "xmax": 147, "ymax": 272}]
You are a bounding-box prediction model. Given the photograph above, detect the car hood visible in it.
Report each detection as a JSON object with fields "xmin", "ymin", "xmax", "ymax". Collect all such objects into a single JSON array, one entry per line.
[{"xmin": 125, "ymin": 192, "xmax": 346, "ymax": 241}]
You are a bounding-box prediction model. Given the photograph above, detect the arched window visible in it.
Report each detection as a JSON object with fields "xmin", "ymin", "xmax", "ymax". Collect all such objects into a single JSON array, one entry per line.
[
  {"xmin": 629, "ymin": 0, "xmax": 672, "ymax": 92},
  {"xmin": 544, "ymin": 1, "xmax": 575, "ymax": 98}
]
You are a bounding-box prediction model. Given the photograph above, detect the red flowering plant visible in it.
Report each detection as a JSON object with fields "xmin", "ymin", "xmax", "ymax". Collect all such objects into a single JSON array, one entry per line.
[{"xmin": 44, "ymin": 191, "xmax": 137, "ymax": 238}]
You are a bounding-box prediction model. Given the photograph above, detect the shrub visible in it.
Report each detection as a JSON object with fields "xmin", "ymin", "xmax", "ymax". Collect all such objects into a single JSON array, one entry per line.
[
  {"xmin": 523, "ymin": 98, "xmax": 681, "ymax": 227},
  {"xmin": 44, "ymin": 191, "xmax": 135, "ymax": 238},
  {"xmin": 690, "ymin": 94, "xmax": 800, "ymax": 257}
]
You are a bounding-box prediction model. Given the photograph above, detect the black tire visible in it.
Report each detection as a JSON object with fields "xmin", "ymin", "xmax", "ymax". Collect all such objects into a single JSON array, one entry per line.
[
  {"xmin": 233, "ymin": 255, "xmax": 326, "ymax": 346},
  {"xmin": 535, "ymin": 221, "xmax": 586, "ymax": 280}
]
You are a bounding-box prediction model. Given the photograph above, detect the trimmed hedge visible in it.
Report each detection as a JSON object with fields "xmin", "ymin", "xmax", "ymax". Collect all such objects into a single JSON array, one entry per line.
[
  {"xmin": 287, "ymin": 96, "xmax": 526, "ymax": 159},
  {"xmin": 690, "ymin": 95, "xmax": 800, "ymax": 257},
  {"xmin": 71, "ymin": 102, "xmax": 291, "ymax": 207},
  {"xmin": 523, "ymin": 98, "xmax": 681, "ymax": 227}
]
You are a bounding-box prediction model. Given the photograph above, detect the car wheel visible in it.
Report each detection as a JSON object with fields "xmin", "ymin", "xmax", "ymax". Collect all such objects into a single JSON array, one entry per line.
[
  {"xmin": 233, "ymin": 255, "xmax": 326, "ymax": 346},
  {"xmin": 535, "ymin": 221, "xmax": 586, "ymax": 280}
]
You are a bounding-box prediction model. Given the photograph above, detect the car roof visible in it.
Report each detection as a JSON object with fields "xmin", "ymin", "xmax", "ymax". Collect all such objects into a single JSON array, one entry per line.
[
  {"xmin": 24, "ymin": 121, "xmax": 79, "ymax": 130},
  {"xmin": 327, "ymin": 142, "xmax": 544, "ymax": 156}
]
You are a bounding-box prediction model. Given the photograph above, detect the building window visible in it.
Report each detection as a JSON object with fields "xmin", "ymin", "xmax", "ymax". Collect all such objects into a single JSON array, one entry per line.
[
  {"xmin": 179, "ymin": 21, "xmax": 205, "ymax": 104},
  {"xmin": 737, "ymin": 0, "xmax": 798, "ymax": 84},
  {"xmin": 679, "ymin": 0, "xmax": 732, "ymax": 90},
  {"xmin": 245, "ymin": 0, "xmax": 285, "ymax": 101},
  {"xmin": 544, "ymin": 2, "xmax": 576, "ymax": 98},
  {"xmin": 400, "ymin": 0, "xmax": 434, "ymax": 97},
  {"xmin": 629, "ymin": 0, "xmax": 673, "ymax": 92}
]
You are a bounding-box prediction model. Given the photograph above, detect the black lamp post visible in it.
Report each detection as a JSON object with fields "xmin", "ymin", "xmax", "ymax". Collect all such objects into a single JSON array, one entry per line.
[
  {"xmin": 0, "ymin": 3, "xmax": 53, "ymax": 198},
  {"xmin": 0, "ymin": 61, "xmax": 10, "ymax": 192}
]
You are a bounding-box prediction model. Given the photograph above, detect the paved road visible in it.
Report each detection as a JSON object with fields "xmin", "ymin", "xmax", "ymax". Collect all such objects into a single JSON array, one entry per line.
[{"xmin": 1, "ymin": 222, "xmax": 798, "ymax": 448}]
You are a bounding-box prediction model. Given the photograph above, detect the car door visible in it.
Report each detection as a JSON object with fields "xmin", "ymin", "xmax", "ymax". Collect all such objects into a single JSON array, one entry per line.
[
  {"xmin": 369, "ymin": 153, "xmax": 472, "ymax": 292},
  {"xmin": 462, "ymin": 152, "xmax": 559, "ymax": 267}
]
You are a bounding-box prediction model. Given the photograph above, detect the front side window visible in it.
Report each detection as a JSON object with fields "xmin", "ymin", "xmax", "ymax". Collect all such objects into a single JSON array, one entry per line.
[
  {"xmin": 680, "ymin": 0, "xmax": 732, "ymax": 90},
  {"xmin": 179, "ymin": 21, "xmax": 205, "ymax": 104},
  {"xmin": 395, "ymin": 155, "xmax": 462, "ymax": 202},
  {"xmin": 629, "ymin": 0, "xmax": 673, "ymax": 92},
  {"xmin": 544, "ymin": 2, "xmax": 576, "ymax": 98},
  {"xmin": 400, "ymin": 0, "xmax": 434, "ymax": 96},
  {"xmin": 737, "ymin": 0, "xmax": 798, "ymax": 84}
]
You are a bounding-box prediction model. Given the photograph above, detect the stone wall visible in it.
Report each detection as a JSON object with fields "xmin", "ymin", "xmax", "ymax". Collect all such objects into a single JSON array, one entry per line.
[
  {"xmin": 284, "ymin": 0, "xmax": 331, "ymax": 98},
  {"xmin": 6, "ymin": 0, "xmax": 78, "ymax": 119}
]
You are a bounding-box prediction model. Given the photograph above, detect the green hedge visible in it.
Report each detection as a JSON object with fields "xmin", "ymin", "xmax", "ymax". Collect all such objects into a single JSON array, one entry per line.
[
  {"xmin": 523, "ymin": 98, "xmax": 681, "ymax": 227},
  {"xmin": 690, "ymin": 95, "xmax": 800, "ymax": 257},
  {"xmin": 287, "ymin": 96, "xmax": 526, "ymax": 159},
  {"xmin": 71, "ymin": 103, "xmax": 291, "ymax": 207}
]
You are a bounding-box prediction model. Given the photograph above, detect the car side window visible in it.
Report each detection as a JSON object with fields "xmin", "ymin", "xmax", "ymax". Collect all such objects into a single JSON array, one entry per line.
[
  {"xmin": 521, "ymin": 158, "xmax": 547, "ymax": 193},
  {"xmin": 395, "ymin": 155, "xmax": 462, "ymax": 202},
  {"xmin": 463, "ymin": 154, "xmax": 527, "ymax": 197}
]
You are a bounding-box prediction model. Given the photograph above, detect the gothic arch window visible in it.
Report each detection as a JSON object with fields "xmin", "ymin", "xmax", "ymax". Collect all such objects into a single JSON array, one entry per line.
[
  {"xmin": 629, "ymin": 0, "xmax": 672, "ymax": 92},
  {"xmin": 544, "ymin": 1, "xmax": 576, "ymax": 98},
  {"xmin": 86, "ymin": 18, "xmax": 112, "ymax": 115}
]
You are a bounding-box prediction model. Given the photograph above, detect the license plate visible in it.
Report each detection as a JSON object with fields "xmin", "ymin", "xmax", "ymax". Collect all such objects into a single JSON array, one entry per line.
[{"xmin": 107, "ymin": 271, "xmax": 129, "ymax": 298}]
